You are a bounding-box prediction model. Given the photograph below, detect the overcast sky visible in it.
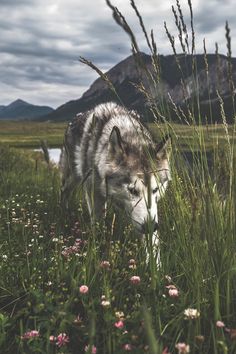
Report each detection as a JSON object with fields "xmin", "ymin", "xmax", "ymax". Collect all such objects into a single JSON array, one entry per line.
[{"xmin": 0, "ymin": 0, "xmax": 235, "ymax": 108}]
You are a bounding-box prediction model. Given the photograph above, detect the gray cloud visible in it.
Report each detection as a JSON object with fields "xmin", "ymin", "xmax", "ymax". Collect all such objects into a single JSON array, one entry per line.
[
  {"xmin": 0, "ymin": 0, "xmax": 32, "ymax": 5},
  {"xmin": 194, "ymin": 0, "xmax": 236, "ymax": 33},
  {"xmin": 0, "ymin": 0, "xmax": 235, "ymax": 108}
]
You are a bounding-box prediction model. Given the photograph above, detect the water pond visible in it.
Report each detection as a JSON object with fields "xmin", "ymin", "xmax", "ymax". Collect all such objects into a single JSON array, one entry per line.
[{"xmin": 35, "ymin": 148, "xmax": 61, "ymax": 164}]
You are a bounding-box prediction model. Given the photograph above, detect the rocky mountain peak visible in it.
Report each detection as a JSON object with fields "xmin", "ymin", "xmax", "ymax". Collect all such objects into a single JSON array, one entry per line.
[{"xmin": 39, "ymin": 52, "xmax": 236, "ymax": 124}]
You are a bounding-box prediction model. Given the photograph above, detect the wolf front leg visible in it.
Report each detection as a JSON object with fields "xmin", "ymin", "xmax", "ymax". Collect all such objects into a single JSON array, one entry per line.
[
  {"xmin": 144, "ymin": 231, "xmax": 161, "ymax": 269},
  {"xmin": 152, "ymin": 231, "xmax": 161, "ymax": 268}
]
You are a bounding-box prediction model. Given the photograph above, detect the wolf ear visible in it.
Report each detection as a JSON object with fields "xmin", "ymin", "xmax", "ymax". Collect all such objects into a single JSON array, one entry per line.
[
  {"xmin": 156, "ymin": 135, "xmax": 171, "ymax": 161},
  {"xmin": 108, "ymin": 126, "xmax": 124, "ymax": 157}
]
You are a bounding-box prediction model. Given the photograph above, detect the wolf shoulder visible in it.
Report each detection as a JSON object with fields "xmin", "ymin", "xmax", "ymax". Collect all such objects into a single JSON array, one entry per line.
[{"xmin": 68, "ymin": 102, "xmax": 151, "ymax": 143}]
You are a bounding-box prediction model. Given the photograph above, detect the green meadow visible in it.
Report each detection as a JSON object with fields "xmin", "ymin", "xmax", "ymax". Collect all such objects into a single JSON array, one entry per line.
[
  {"xmin": 0, "ymin": 121, "xmax": 67, "ymax": 148},
  {"xmin": 0, "ymin": 117, "xmax": 236, "ymax": 353},
  {"xmin": 0, "ymin": 120, "xmax": 234, "ymax": 151}
]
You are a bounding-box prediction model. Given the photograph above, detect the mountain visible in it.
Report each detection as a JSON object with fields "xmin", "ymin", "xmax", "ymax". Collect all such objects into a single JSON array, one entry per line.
[
  {"xmin": 0, "ymin": 99, "xmax": 54, "ymax": 120},
  {"xmin": 40, "ymin": 53, "xmax": 236, "ymax": 123}
]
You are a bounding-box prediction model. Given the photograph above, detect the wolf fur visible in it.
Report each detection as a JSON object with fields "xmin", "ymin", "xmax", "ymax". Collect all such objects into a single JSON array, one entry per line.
[{"xmin": 60, "ymin": 102, "xmax": 171, "ymax": 239}]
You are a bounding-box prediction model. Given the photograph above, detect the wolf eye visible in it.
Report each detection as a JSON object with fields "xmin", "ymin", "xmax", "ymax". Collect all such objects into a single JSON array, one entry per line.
[
  {"xmin": 152, "ymin": 187, "xmax": 159, "ymax": 194},
  {"xmin": 128, "ymin": 186, "xmax": 139, "ymax": 197}
]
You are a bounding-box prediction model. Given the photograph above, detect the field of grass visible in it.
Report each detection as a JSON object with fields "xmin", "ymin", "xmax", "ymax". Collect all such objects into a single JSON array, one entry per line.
[
  {"xmin": 0, "ymin": 120, "xmax": 235, "ymax": 152},
  {"xmin": 0, "ymin": 121, "xmax": 67, "ymax": 148},
  {"xmin": 0, "ymin": 121, "xmax": 235, "ymax": 353}
]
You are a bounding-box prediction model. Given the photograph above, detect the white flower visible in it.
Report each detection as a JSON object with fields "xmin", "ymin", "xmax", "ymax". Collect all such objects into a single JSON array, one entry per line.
[
  {"xmin": 176, "ymin": 342, "xmax": 190, "ymax": 353},
  {"xmin": 184, "ymin": 308, "xmax": 200, "ymax": 319},
  {"xmin": 101, "ymin": 300, "xmax": 111, "ymax": 308}
]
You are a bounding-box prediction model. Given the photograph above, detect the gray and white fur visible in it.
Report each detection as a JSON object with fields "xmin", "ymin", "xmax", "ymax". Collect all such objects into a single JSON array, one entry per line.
[{"xmin": 60, "ymin": 102, "xmax": 171, "ymax": 239}]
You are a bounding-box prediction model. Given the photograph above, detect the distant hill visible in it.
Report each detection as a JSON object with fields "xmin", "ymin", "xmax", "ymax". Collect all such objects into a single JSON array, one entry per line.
[
  {"xmin": 0, "ymin": 99, "xmax": 54, "ymax": 120},
  {"xmin": 40, "ymin": 52, "xmax": 236, "ymax": 124}
]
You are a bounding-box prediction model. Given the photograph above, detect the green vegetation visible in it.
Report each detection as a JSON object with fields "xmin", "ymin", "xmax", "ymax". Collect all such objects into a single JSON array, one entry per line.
[
  {"xmin": 0, "ymin": 121, "xmax": 67, "ymax": 148},
  {"xmin": 0, "ymin": 1, "xmax": 236, "ymax": 353},
  {"xmin": 0, "ymin": 120, "xmax": 235, "ymax": 353},
  {"xmin": 0, "ymin": 120, "xmax": 235, "ymax": 152}
]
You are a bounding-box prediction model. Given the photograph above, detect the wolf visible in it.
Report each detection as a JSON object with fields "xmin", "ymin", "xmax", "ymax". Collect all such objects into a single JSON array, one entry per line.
[{"xmin": 60, "ymin": 102, "xmax": 171, "ymax": 247}]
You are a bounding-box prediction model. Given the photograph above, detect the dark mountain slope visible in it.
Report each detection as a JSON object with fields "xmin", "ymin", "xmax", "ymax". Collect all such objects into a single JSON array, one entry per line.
[
  {"xmin": 0, "ymin": 99, "xmax": 54, "ymax": 120},
  {"xmin": 39, "ymin": 53, "xmax": 236, "ymax": 123}
]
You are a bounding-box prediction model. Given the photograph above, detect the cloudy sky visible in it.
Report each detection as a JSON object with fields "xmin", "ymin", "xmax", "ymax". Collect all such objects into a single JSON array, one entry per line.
[{"xmin": 0, "ymin": 0, "xmax": 235, "ymax": 108}]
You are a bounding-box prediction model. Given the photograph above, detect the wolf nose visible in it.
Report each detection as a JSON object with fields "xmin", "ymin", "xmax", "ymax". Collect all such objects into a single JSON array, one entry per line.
[
  {"xmin": 153, "ymin": 222, "xmax": 159, "ymax": 232},
  {"xmin": 141, "ymin": 221, "xmax": 159, "ymax": 233}
]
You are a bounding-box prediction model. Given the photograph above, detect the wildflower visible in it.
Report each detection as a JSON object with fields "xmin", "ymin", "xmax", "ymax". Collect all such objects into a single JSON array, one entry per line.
[
  {"xmin": 115, "ymin": 311, "xmax": 125, "ymax": 319},
  {"xmin": 184, "ymin": 308, "xmax": 200, "ymax": 319},
  {"xmin": 56, "ymin": 333, "xmax": 69, "ymax": 347},
  {"xmin": 49, "ymin": 335, "xmax": 56, "ymax": 342},
  {"xmin": 100, "ymin": 260, "xmax": 111, "ymax": 269},
  {"xmin": 101, "ymin": 300, "xmax": 111, "ymax": 308},
  {"xmin": 129, "ymin": 259, "xmax": 136, "ymax": 265},
  {"xmin": 79, "ymin": 285, "xmax": 89, "ymax": 294},
  {"xmin": 128, "ymin": 259, "xmax": 136, "ymax": 269},
  {"xmin": 168, "ymin": 287, "xmax": 179, "ymax": 298},
  {"xmin": 114, "ymin": 320, "xmax": 124, "ymax": 329},
  {"xmin": 216, "ymin": 320, "xmax": 225, "ymax": 328},
  {"xmin": 175, "ymin": 342, "xmax": 190, "ymax": 353},
  {"xmin": 123, "ymin": 343, "xmax": 132, "ymax": 351},
  {"xmin": 130, "ymin": 276, "xmax": 141, "ymax": 285},
  {"xmin": 85, "ymin": 344, "xmax": 97, "ymax": 353},
  {"xmin": 61, "ymin": 239, "xmax": 83, "ymax": 258},
  {"xmin": 162, "ymin": 347, "xmax": 170, "ymax": 354},
  {"xmin": 21, "ymin": 330, "xmax": 39, "ymax": 339}
]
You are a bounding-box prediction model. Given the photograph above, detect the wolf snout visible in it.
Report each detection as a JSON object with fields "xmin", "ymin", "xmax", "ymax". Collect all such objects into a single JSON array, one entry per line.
[
  {"xmin": 153, "ymin": 222, "xmax": 159, "ymax": 232},
  {"xmin": 141, "ymin": 221, "xmax": 159, "ymax": 233}
]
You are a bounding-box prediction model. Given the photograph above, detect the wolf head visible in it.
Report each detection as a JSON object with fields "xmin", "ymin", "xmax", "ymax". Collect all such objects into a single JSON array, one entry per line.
[{"xmin": 105, "ymin": 126, "xmax": 171, "ymax": 233}]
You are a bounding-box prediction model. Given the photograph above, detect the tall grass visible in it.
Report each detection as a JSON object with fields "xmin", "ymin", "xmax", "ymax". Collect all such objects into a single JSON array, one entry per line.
[{"xmin": 0, "ymin": 0, "xmax": 236, "ymax": 353}]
